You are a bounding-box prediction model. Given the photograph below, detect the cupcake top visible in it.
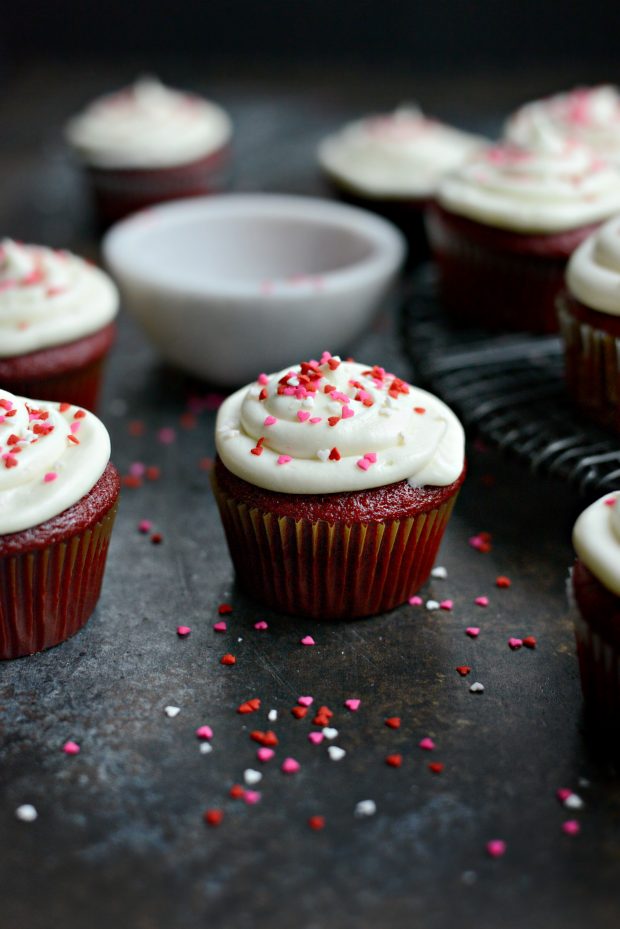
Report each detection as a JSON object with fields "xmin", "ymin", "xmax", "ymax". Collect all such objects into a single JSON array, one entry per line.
[
  {"xmin": 573, "ymin": 491, "xmax": 620, "ymax": 597},
  {"xmin": 0, "ymin": 240, "xmax": 118, "ymax": 358},
  {"xmin": 506, "ymin": 86, "xmax": 620, "ymax": 169},
  {"xmin": 0, "ymin": 389, "xmax": 111, "ymax": 535},
  {"xmin": 216, "ymin": 352, "xmax": 465, "ymax": 494},
  {"xmin": 436, "ymin": 132, "xmax": 620, "ymax": 234},
  {"xmin": 65, "ymin": 76, "xmax": 232, "ymax": 169},
  {"xmin": 566, "ymin": 214, "xmax": 620, "ymax": 315},
  {"xmin": 318, "ymin": 105, "xmax": 485, "ymax": 199}
]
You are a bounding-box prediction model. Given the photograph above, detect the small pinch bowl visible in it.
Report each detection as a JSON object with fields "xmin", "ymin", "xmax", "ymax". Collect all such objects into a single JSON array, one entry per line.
[{"xmin": 102, "ymin": 193, "xmax": 405, "ymax": 386}]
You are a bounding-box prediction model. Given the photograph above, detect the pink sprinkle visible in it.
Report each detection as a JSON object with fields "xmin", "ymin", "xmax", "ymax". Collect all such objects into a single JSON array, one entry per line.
[
  {"xmin": 439, "ymin": 599, "xmax": 453, "ymax": 611},
  {"xmin": 176, "ymin": 625, "xmax": 191, "ymax": 637},
  {"xmin": 244, "ymin": 790, "xmax": 261, "ymax": 805},
  {"xmin": 195, "ymin": 725, "xmax": 213, "ymax": 740},
  {"xmin": 301, "ymin": 635, "xmax": 315, "ymax": 646},
  {"xmin": 308, "ymin": 732, "xmax": 324, "ymax": 745},
  {"xmin": 409, "ymin": 596, "xmax": 423, "ymax": 606},
  {"xmin": 258, "ymin": 373, "xmax": 269, "ymax": 385},
  {"xmin": 486, "ymin": 839, "xmax": 507, "ymax": 858},
  {"xmin": 138, "ymin": 519, "xmax": 153, "ymax": 533},
  {"xmin": 562, "ymin": 820, "xmax": 581, "ymax": 835},
  {"xmin": 281, "ymin": 757, "xmax": 300, "ymax": 774},
  {"xmin": 356, "ymin": 458, "xmax": 371, "ymax": 471},
  {"xmin": 345, "ymin": 698, "xmax": 361, "ymax": 711},
  {"xmin": 418, "ymin": 737, "xmax": 435, "ymax": 751},
  {"xmin": 556, "ymin": 788, "xmax": 573, "ymax": 804},
  {"xmin": 508, "ymin": 637, "xmax": 523, "ymax": 650},
  {"xmin": 264, "ymin": 416, "xmax": 277, "ymax": 426},
  {"xmin": 341, "ymin": 406, "xmax": 354, "ymax": 419},
  {"xmin": 129, "ymin": 461, "xmax": 146, "ymax": 477},
  {"xmin": 604, "ymin": 497, "xmax": 617, "ymax": 507},
  {"xmin": 298, "ymin": 696, "xmax": 314, "ymax": 707},
  {"xmin": 62, "ymin": 740, "xmax": 80, "ymax": 755},
  {"xmin": 309, "ymin": 417, "xmax": 322, "ymax": 424},
  {"xmin": 466, "ymin": 627, "xmax": 480, "ymax": 638},
  {"xmin": 213, "ymin": 620, "xmax": 227, "ymax": 632},
  {"xmin": 43, "ymin": 472, "xmax": 57, "ymax": 483},
  {"xmin": 257, "ymin": 747, "xmax": 275, "ymax": 762},
  {"xmin": 297, "ymin": 411, "xmax": 310, "ymax": 422},
  {"xmin": 254, "ymin": 620, "xmax": 269, "ymax": 630},
  {"xmin": 475, "ymin": 596, "xmax": 489, "ymax": 607},
  {"xmin": 70, "ymin": 421, "xmax": 81, "ymax": 434},
  {"xmin": 157, "ymin": 427, "xmax": 176, "ymax": 444},
  {"xmin": 277, "ymin": 455, "xmax": 292, "ymax": 465},
  {"xmin": 364, "ymin": 452, "xmax": 377, "ymax": 463}
]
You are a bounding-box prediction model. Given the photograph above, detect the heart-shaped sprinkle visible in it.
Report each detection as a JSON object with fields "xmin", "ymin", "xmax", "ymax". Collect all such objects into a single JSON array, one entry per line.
[
  {"xmin": 298, "ymin": 696, "xmax": 313, "ymax": 706},
  {"xmin": 556, "ymin": 788, "xmax": 573, "ymax": 803},
  {"xmin": 486, "ymin": 839, "xmax": 506, "ymax": 858},
  {"xmin": 243, "ymin": 790, "xmax": 261, "ymax": 805},
  {"xmin": 176, "ymin": 625, "xmax": 191, "ymax": 637},
  {"xmin": 564, "ymin": 793, "xmax": 584, "ymax": 810},
  {"xmin": 523, "ymin": 636, "xmax": 537, "ymax": 649},
  {"xmin": 341, "ymin": 405, "xmax": 354, "ymax": 419},
  {"xmin": 254, "ymin": 620, "xmax": 268, "ymax": 630},
  {"xmin": 308, "ymin": 732, "xmax": 324, "ymax": 745},
  {"xmin": 220, "ymin": 653, "xmax": 236, "ymax": 666},
  {"xmin": 428, "ymin": 762, "xmax": 444, "ymax": 774},
  {"xmin": 385, "ymin": 717, "xmax": 401, "ymax": 729},
  {"xmin": 297, "ymin": 411, "xmax": 310, "ymax": 422},
  {"xmin": 301, "ymin": 635, "xmax": 315, "ymax": 646},
  {"xmin": 308, "ymin": 815, "xmax": 325, "ymax": 830},
  {"xmin": 508, "ymin": 637, "xmax": 523, "ymax": 650},
  {"xmin": 344, "ymin": 699, "xmax": 361, "ymax": 711},
  {"xmin": 426, "ymin": 600, "xmax": 440, "ymax": 611},
  {"xmin": 291, "ymin": 706, "xmax": 307, "ymax": 719},
  {"xmin": 203, "ymin": 809, "xmax": 224, "ymax": 827},
  {"xmin": 469, "ymin": 682, "xmax": 485, "ymax": 693},
  {"xmin": 229, "ymin": 784, "xmax": 245, "ymax": 799},
  {"xmin": 409, "ymin": 596, "xmax": 423, "ymax": 606},
  {"xmin": 466, "ymin": 627, "xmax": 480, "ymax": 638},
  {"xmin": 385, "ymin": 754, "xmax": 403, "ymax": 768},
  {"xmin": 264, "ymin": 416, "xmax": 277, "ymax": 426},
  {"xmin": 62, "ymin": 741, "xmax": 80, "ymax": 755},
  {"xmin": 213, "ymin": 621, "xmax": 227, "ymax": 632},
  {"xmin": 244, "ymin": 769, "xmax": 262, "ymax": 785},
  {"xmin": 316, "ymin": 449, "xmax": 330, "ymax": 461},
  {"xmin": 277, "ymin": 455, "xmax": 292, "ymax": 465},
  {"xmin": 281, "ymin": 757, "xmax": 300, "ymax": 774},
  {"xmin": 322, "ymin": 727, "xmax": 338, "ymax": 739},
  {"xmin": 431, "ymin": 566, "xmax": 448, "ymax": 579},
  {"xmin": 418, "ymin": 737, "xmax": 435, "ymax": 751},
  {"xmin": 562, "ymin": 820, "xmax": 581, "ymax": 835},
  {"xmin": 195, "ymin": 725, "xmax": 213, "ymax": 740},
  {"xmin": 250, "ymin": 730, "xmax": 279, "ymax": 747},
  {"xmin": 328, "ymin": 746, "xmax": 346, "ymax": 761},
  {"xmin": 355, "ymin": 800, "xmax": 377, "ymax": 817},
  {"xmin": 257, "ymin": 748, "xmax": 274, "ymax": 762},
  {"xmin": 475, "ymin": 596, "xmax": 489, "ymax": 607},
  {"xmin": 456, "ymin": 666, "xmax": 471, "ymax": 676},
  {"xmin": 164, "ymin": 706, "xmax": 180, "ymax": 718}
]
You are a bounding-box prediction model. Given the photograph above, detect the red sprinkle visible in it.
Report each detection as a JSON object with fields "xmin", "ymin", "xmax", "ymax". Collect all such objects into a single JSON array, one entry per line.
[
  {"xmin": 308, "ymin": 815, "xmax": 326, "ymax": 831},
  {"xmin": 385, "ymin": 717, "xmax": 401, "ymax": 729},
  {"xmin": 523, "ymin": 636, "xmax": 537, "ymax": 649},
  {"xmin": 456, "ymin": 666, "xmax": 471, "ymax": 676},
  {"xmin": 291, "ymin": 706, "xmax": 308, "ymax": 719},
  {"xmin": 250, "ymin": 730, "xmax": 279, "ymax": 747},
  {"xmin": 237, "ymin": 698, "xmax": 261, "ymax": 714},
  {"xmin": 220, "ymin": 653, "xmax": 236, "ymax": 666},
  {"xmin": 218, "ymin": 603, "xmax": 233, "ymax": 615},
  {"xmin": 229, "ymin": 784, "xmax": 245, "ymax": 799},
  {"xmin": 496, "ymin": 576, "xmax": 512, "ymax": 588},
  {"xmin": 329, "ymin": 447, "xmax": 341, "ymax": 461},
  {"xmin": 385, "ymin": 754, "xmax": 403, "ymax": 768},
  {"xmin": 150, "ymin": 533, "xmax": 163, "ymax": 544},
  {"xmin": 203, "ymin": 809, "xmax": 224, "ymax": 827},
  {"xmin": 428, "ymin": 762, "xmax": 444, "ymax": 774}
]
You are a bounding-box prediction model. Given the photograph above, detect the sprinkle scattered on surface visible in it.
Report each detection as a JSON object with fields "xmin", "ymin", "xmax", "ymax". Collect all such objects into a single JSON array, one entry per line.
[
  {"xmin": 419, "ymin": 738, "xmax": 435, "ymax": 751},
  {"xmin": 176, "ymin": 625, "xmax": 191, "ymax": 637},
  {"xmin": 355, "ymin": 800, "xmax": 377, "ymax": 817},
  {"xmin": 328, "ymin": 746, "xmax": 346, "ymax": 761},
  {"xmin": 281, "ymin": 758, "xmax": 301, "ymax": 774},
  {"xmin": 385, "ymin": 754, "xmax": 403, "ymax": 768},
  {"xmin": 62, "ymin": 741, "xmax": 80, "ymax": 755},
  {"xmin": 474, "ymin": 596, "xmax": 489, "ymax": 607},
  {"xmin": 300, "ymin": 635, "xmax": 315, "ymax": 646},
  {"xmin": 344, "ymin": 698, "xmax": 361, "ymax": 711},
  {"xmin": 203, "ymin": 809, "xmax": 224, "ymax": 827},
  {"xmin": 456, "ymin": 666, "xmax": 471, "ymax": 676},
  {"xmin": 15, "ymin": 804, "xmax": 38, "ymax": 823},
  {"xmin": 164, "ymin": 706, "xmax": 180, "ymax": 718},
  {"xmin": 469, "ymin": 682, "xmax": 485, "ymax": 694},
  {"xmin": 562, "ymin": 820, "xmax": 581, "ymax": 835},
  {"xmin": 486, "ymin": 839, "xmax": 506, "ymax": 858},
  {"xmin": 220, "ymin": 654, "xmax": 236, "ymax": 666},
  {"xmin": 385, "ymin": 717, "xmax": 401, "ymax": 729},
  {"xmin": 308, "ymin": 815, "xmax": 326, "ymax": 831},
  {"xmin": 466, "ymin": 627, "xmax": 480, "ymax": 638},
  {"xmin": 431, "ymin": 566, "xmax": 448, "ymax": 579}
]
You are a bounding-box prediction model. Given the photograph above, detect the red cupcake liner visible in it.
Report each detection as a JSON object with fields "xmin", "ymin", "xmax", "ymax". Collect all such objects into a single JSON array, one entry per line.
[
  {"xmin": 87, "ymin": 144, "xmax": 231, "ymax": 225},
  {"xmin": 426, "ymin": 204, "xmax": 598, "ymax": 333},
  {"xmin": 558, "ymin": 293, "xmax": 620, "ymax": 432},
  {"xmin": 0, "ymin": 463, "xmax": 120, "ymax": 659},
  {"xmin": 211, "ymin": 462, "xmax": 463, "ymax": 620},
  {"xmin": 0, "ymin": 322, "xmax": 116, "ymax": 411},
  {"xmin": 573, "ymin": 610, "xmax": 620, "ymax": 727}
]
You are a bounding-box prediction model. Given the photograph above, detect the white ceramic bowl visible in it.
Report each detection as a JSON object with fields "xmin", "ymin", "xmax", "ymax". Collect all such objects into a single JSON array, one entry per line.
[{"xmin": 103, "ymin": 193, "xmax": 406, "ymax": 386}]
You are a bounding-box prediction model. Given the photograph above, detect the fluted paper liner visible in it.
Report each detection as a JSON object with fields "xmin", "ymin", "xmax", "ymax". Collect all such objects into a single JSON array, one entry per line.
[{"xmin": 573, "ymin": 609, "xmax": 620, "ymax": 726}]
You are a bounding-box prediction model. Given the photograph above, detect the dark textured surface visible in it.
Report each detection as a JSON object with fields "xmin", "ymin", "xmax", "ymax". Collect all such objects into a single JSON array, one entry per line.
[{"xmin": 1, "ymin": 64, "xmax": 620, "ymax": 929}]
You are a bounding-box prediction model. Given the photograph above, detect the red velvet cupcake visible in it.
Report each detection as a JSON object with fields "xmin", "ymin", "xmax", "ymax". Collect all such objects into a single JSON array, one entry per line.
[
  {"xmin": 0, "ymin": 239, "xmax": 118, "ymax": 410},
  {"xmin": 212, "ymin": 353, "xmax": 465, "ymax": 620},
  {"xmin": 558, "ymin": 215, "xmax": 620, "ymax": 431},
  {"xmin": 65, "ymin": 76, "xmax": 232, "ymax": 225},
  {"xmin": 0, "ymin": 389, "xmax": 120, "ymax": 659},
  {"xmin": 427, "ymin": 137, "xmax": 620, "ymax": 332},
  {"xmin": 571, "ymin": 491, "xmax": 620, "ymax": 728}
]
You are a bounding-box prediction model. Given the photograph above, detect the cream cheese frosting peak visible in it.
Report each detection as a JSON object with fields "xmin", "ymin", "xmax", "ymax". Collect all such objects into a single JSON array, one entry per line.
[
  {"xmin": 216, "ymin": 354, "xmax": 465, "ymax": 494},
  {"xmin": 318, "ymin": 105, "xmax": 485, "ymax": 198},
  {"xmin": 566, "ymin": 215, "xmax": 620, "ymax": 315},
  {"xmin": 65, "ymin": 76, "xmax": 232, "ymax": 169},
  {"xmin": 437, "ymin": 135, "xmax": 620, "ymax": 234},
  {"xmin": 573, "ymin": 491, "xmax": 620, "ymax": 596},
  {"xmin": 0, "ymin": 240, "xmax": 118, "ymax": 357},
  {"xmin": 0, "ymin": 389, "xmax": 111, "ymax": 535}
]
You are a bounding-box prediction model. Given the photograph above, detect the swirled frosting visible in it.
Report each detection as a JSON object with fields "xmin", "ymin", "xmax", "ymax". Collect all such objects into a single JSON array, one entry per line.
[
  {"xmin": 0, "ymin": 389, "xmax": 111, "ymax": 535},
  {"xmin": 573, "ymin": 491, "xmax": 620, "ymax": 596},
  {"xmin": 506, "ymin": 86, "xmax": 620, "ymax": 169},
  {"xmin": 65, "ymin": 76, "xmax": 232, "ymax": 169},
  {"xmin": 0, "ymin": 239, "xmax": 118, "ymax": 357},
  {"xmin": 216, "ymin": 353, "xmax": 464, "ymax": 493},
  {"xmin": 318, "ymin": 105, "xmax": 485, "ymax": 198},
  {"xmin": 436, "ymin": 134, "xmax": 620, "ymax": 233},
  {"xmin": 566, "ymin": 215, "xmax": 620, "ymax": 315}
]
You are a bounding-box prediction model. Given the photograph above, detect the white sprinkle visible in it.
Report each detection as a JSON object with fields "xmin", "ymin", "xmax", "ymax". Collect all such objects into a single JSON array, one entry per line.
[
  {"xmin": 564, "ymin": 793, "xmax": 584, "ymax": 810},
  {"xmin": 316, "ymin": 449, "xmax": 330, "ymax": 462},
  {"xmin": 431, "ymin": 566, "xmax": 448, "ymax": 579},
  {"xmin": 426, "ymin": 599, "xmax": 440, "ymax": 611},
  {"xmin": 199, "ymin": 742, "xmax": 213, "ymax": 755},
  {"xmin": 328, "ymin": 746, "xmax": 346, "ymax": 761},
  {"xmin": 164, "ymin": 705, "xmax": 181, "ymax": 717},
  {"xmin": 268, "ymin": 709, "xmax": 278, "ymax": 722},
  {"xmin": 322, "ymin": 726, "xmax": 339, "ymax": 739},
  {"xmin": 469, "ymin": 682, "xmax": 485, "ymax": 694},
  {"xmin": 15, "ymin": 804, "xmax": 37, "ymax": 822},
  {"xmin": 302, "ymin": 397, "xmax": 315, "ymax": 409},
  {"xmin": 244, "ymin": 768, "xmax": 263, "ymax": 786},
  {"xmin": 237, "ymin": 637, "xmax": 243, "ymax": 642},
  {"xmin": 355, "ymin": 799, "xmax": 377, "ymax": 817}
]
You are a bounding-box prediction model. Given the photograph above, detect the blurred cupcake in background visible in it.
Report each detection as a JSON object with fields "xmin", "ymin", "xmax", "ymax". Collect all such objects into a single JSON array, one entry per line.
[
  {"xmin": 426, "ymin": 131, "xmax": 620, "ymax": 332},
  {"xmin": 318, "ymin": 105, "xmax": 485, "ymax": 263},
  {"xmin": 0, "ymin": 239, "xmax": 118, "ymax": 411},
  {"xmin": 65, "ymin": 76, "xmax": 232, "ymax": 225},
  {"xmin": 505, "ymin": 85, "xmax": 620, "ymax": 169},
  {"xmin": 558, "ymin": 215, "xmax": 620, "ymax": 432}
]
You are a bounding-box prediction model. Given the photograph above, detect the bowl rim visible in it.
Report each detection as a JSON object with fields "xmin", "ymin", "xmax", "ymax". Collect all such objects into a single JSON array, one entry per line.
[{"xmin": 102, "ymin": 192, "xmax": 406, "ymax": 300}]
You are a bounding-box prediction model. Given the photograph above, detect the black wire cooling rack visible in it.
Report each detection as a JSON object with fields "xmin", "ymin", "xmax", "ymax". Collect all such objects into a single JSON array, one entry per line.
[{"xmin": 400, "ymin": 265, "xmax": 620, "ymax": 499}]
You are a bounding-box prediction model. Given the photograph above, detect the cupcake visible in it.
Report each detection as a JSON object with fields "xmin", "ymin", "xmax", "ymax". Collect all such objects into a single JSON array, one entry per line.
[
  {"xmin": 426, "ymin": 133, "xmax": 620, "ymax": 332},
  {"xmin": 0, "ymin": 239, "xmax": 118, "ymax": 411},
  {"xmin": 571, "ymin": 491, "xmax": 620, "ymax": 728},
  {"xmin": 318, "ymin": 105, "xmax": 485, "ymax": 262},
  {"xmin": 506, "ymin": 85, "xmax": 620, "ymax": 169},
  {"xmin": 0, "ymin": 389, "xmax": 120, "ymax": 659},
  {"xmin": 212, "ymin": 352, "xmax": 465, "ymax": 620},
  {"xmin": 65, "ymin": 76, "xmax": 232, "ymax": 225},
  {"xmin": 558, "ymin": 215, "xmax": 620, "ymax": 431}
]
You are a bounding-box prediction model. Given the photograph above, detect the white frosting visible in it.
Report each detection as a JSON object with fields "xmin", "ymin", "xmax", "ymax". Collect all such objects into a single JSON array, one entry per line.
[
  {"xmin": 318, "ymin": 105, "xmax": 485, "ymax": 198},
  {"xmin": 566, "ymin": 215, "xmax": 620, "ymax": 315},
  {"xmin": 506, "ymin": 86, "xmax": 620, "ymax": 169},
  {"xmin": 216, "ymin": 354, "xmax": 465, "ymax": 494},
  {"xmin": 0, "ymin": 389, "xmax": 111, "ymax": 535},
  {"xmin": 437, "ymin": 133, "xmax": 620, "ymax": 234},
  {"xmin": 65, "ymin": 76, "xmax": 232, "ymax": 169},
  {"xmin": 0, "ymin": 240, "xmax": 118, "ymax": 357},
  {"xmin": 573, "ymin": 491, "xmax": 620, "ymax": 596}
]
